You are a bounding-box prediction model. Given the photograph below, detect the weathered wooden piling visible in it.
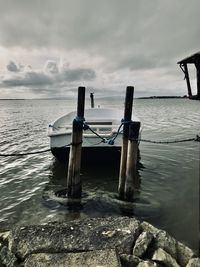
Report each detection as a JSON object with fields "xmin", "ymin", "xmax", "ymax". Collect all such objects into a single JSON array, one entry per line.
[
  {"xmin": 67, "ymin": 87, "xmax": 85, "ymax": 199},
  {"xmin": 124, "ymin": 121, "xmax": 141, "ymax": 201},
  {"xmin": 195, "ymin": 60, "xmax": 200, "ymax": 99},
  {"xmin": 118, "ymin": 86, "xmax": 134, "ymax": 200},
  {"xmin": 183, "ymin": 64, "xmax": 192, "ymax": 97},
  {"xmin": 90, "ymin": 93, "xmax": 94, "ymax": 108}
]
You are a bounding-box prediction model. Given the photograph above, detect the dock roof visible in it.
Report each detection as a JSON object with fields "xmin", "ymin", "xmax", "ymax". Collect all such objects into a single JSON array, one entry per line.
[{"xmin": 178, "ymin": 52, "xmax": 200, "ymax": 64}]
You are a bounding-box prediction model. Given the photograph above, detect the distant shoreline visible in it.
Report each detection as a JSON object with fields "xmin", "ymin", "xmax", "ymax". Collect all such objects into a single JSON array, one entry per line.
[
  {"xmin": 0, "ymin": 96, "xmax": 187, "ymax": 100},
  {"xmin": 0, "ymin": 99, "xmax": 25, "ymax": 100},
  {"xmin": 137, "ymin": 95, "xmax": 187, "ymax": 99}
]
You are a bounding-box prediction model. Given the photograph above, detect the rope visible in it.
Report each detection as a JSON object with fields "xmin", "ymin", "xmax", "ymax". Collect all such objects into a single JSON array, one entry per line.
[
  {"xmin": 138, "ymin": 136, "xmax": 199, "ymax": 144},
  {"xmin": 83, "ymin": 121, "xmax": 200, "ymax": 145},
  {"xmin": 1, "ymin": 120, "xmax": 199, "ymax": 157},
  {"xmin": 83, "ymin": 123, "xmax": 107, "ymax": 143},
  {"xmin": 0, "ymin": 148, "xmax": 51, "ymax": 157},
  {"xmin": 0, "ymin": 143, "xmax": 72, "ymax": 157}
]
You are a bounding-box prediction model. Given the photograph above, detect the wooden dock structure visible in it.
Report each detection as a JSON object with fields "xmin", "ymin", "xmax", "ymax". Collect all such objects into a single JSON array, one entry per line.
[
  {"xmin": 178, "ymin": 52, "xmax": 200, "ymax": 100},
  {"xmin": 67, "ymin": 86, "xmax": 140, "ymax": 202}
]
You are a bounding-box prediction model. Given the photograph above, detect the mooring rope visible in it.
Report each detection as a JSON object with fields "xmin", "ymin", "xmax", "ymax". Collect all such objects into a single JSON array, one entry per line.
[
  {"xmin": 138, "ymin": 135, "xmax": 200, "ymax": 144},
  {"xmin": 0, "ymin": 148, "xmax": 51, "ymax": 157},
  {"xmin": 83, "ymin": 123, "xmax": 107, "ymax": 143},
  {"xmin": 0, "ymin": 123, "xmax": 199, "ymax": 157},
  {"xmin": 84, "ymin": 121, "xmax": 200, "ymax": 145},
  {"xmin": 0, "ymin": 143, "xmax": 72, "ymax": 157}
]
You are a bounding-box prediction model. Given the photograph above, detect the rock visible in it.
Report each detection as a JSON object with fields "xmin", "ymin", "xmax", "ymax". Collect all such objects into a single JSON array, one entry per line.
[
  {"xmin": 132, "ymin": 231, "xmax": 153, "ymax": 258},
  {"xmin": 176, "ymin": 241, "xmax": 195, "ymax": 266},
  {"xmin": 9, "ymin": 217, "xmax": 140, "ymax": 260},
  {"xmin": 141, "ymin": 222, "xmax": 196, "ymax": 266},
  {"xmin": 24, "ymin": 249, "xmax": 121, "ymax": 267},
  {"xmin": 152, "ymin": 248, "xmax": 180, "ymax": 267},
  {"xmin": 141, "ymin": 222, "xmax": 177, "ymax": 259},
  {"xmin": 0, "ymin": 232, "xmax": 10, "ymax": 246},
  {"xmin": 140, "ymin": 222, "xmax": 160, "ymax": 237},
  {"xmin": 137, "ymin": 260, "xmax": 159, "ymax": 267},
  {"xmin": 155, "ymin": 230, "xmax": 178, "ymax": 259},
  {"xmin": 186, "ymin": 258, "xmax": 200, "ymax": 267},
  {"xmin": 120, "ymin": 254, "xmax": 141, "ymax": 267},
  {"xmin": 0, "ymin": 246, "xmax": 18, "ymax": 267}
]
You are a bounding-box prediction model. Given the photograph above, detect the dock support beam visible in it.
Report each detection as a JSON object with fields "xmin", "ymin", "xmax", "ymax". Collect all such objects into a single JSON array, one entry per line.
[
  {"xmin": 118, "ymin": 86, "xmax": 134, "ymax": 200},
  {"xmin": 195, "ymin": 61, "xmax": 200, "ymax": 99},
  {"xmin": 67, "ymin": 87, "xmax": 85, "ymax": 199},
  {"xmin": 90, "ymin": 93, "xmax": 94, "ymax": 108},
  {"xmin": 183, "ymin": 63, "xmax": 192, "ymax": 97},
  {"xmin": 124, "ymin": 121, "xmax": 141, "ymax": 201}
]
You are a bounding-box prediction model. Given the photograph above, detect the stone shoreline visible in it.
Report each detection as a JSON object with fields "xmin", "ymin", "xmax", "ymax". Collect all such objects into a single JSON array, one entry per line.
[{"xmin": 0, "ymin": 216, "xmax": 199, "ymax": 267}]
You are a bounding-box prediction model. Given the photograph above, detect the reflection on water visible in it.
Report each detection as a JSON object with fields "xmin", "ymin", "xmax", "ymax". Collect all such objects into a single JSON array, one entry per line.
[
  {"xmin": 0, "ymin": 98, "xmax": 199, "ymax": 252},
  {"xmin": 44, "ymin": 157, "xmax": 160, "ymax": 222}
]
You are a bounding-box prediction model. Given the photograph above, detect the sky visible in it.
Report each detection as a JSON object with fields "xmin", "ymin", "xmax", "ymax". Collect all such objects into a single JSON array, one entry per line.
[{"xmin": 0, "ymin": 0, "xmax": 200, "ymax": 99}]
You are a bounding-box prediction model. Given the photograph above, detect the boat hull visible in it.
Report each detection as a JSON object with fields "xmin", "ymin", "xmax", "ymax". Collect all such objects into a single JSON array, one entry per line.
[
  {"xmin": 51, "ymin": 146, "xmax": 121, "ymax": 163},
  {"xmin": 48, "ymin": 107, "xmax": 141, "ymax": 164}
]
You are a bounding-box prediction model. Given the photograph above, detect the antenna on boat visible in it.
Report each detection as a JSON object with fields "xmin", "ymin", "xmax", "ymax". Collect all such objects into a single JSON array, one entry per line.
[{"xmin": 90, "ymin": 92, "xmax": 95, "ymax": 108}]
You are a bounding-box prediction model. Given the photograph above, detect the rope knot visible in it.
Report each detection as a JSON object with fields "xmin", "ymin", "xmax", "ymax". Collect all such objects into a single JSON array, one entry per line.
[
  {"xmin": 83, "ymin": 123, "xmax": 89, "ymax": 131},
  {"xmin": 107, "ymin": 139, "xmax": 115, "ymax": 145},
  {"xmin": 194, "ymin": 135, "xmax": 200, "ymax": 142},
  {"xmin": 121, "ymin": 119, "xmax": 132, "ymax": 124}
]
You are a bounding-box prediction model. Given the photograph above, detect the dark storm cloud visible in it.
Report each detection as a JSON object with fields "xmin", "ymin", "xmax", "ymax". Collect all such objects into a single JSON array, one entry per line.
[
  {"xmin": 44, "ymin": 61, "xmax": 59, "ymax": 74},
  {"xmin": 2, "ymin": 71, "xmax": 52, "ymax": 87},
  {"xmin": 1, "ymin": 60, "xmax": 96, "ymax": 88},
  {"xmin": 0, "ymin": 0, "xmax": 200, "ymax": 98},
  {"xmin": 7, "ymin": 61, "xmax": 22, "ymax": 72},
  {"xmin": 0, "ymin": 0, "xmax": 200, "ymax": 71}
]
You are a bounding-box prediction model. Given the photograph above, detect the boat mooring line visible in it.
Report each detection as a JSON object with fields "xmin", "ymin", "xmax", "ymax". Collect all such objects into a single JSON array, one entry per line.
[
  {"xmin": 84, "ymin": 121, "xmax": 200, "ymax": 145},
  {"xmin": 139, "ymin": 135, "xmax": 200, "ymax": 144},
  {"xmin": 0, "ymin": 148, "xmax": 51, "ymax": 157},
  {"xmin": 0, "ymin": 134, "xmax": 199, "ymax": 157}
]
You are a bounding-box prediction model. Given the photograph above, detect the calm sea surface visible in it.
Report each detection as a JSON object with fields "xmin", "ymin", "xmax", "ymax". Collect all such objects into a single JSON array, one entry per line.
[{"xmin": 0, "ymin": 98, "xmax": 199, "ymax": 251}]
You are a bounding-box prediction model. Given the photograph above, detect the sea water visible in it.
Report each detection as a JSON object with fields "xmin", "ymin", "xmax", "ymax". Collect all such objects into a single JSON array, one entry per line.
[{"xmin": 0, "ymin": 98, "xmax": 199, "ymax": 251}]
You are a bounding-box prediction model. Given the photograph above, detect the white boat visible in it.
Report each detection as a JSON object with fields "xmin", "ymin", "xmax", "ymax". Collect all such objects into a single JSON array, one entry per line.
[{"xmin": 48, "ymin": 106, "xmax": 140, "ymax": 163}]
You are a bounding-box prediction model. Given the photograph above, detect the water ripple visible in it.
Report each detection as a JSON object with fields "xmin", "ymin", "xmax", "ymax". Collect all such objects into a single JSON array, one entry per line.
[{"xmin": 0, "ymin": 98, "xmax": 199, "ymax": 251}]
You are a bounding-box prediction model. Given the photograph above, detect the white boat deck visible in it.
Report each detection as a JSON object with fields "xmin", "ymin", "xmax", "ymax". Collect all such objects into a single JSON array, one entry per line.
[{"xmin": 48, "ymin": 107, "xmax": 140, "ymax": 148}]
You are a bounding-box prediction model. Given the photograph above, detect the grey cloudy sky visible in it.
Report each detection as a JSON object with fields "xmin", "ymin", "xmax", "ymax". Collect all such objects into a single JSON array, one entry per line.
[{"xmin": 0, "ymin": 0, "xmax": 200, "ymax": 98}]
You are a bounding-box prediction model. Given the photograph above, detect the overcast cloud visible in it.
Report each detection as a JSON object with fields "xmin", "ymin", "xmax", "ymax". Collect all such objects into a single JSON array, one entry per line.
[{"xmin": 0, "ymin": 0, "xmax": 199, "ymax": 98}]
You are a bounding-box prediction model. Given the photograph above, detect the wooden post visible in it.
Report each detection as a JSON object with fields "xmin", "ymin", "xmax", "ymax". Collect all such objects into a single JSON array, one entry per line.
[
  {"xmin": 195, "ymin": 61, "xmax": 200, "ymax": 99},
  {"xmin": 183, "ymin": 63, "xmax": 192, "ymax": 97},
  {"xmin": 67, "ymin": 87, "xmax": 85, "ymax": 199},
  {"xmin": 90, "ymin": 93, "xmax": 94, "ymax": 108},
  {"xmin": 124, "ymin": 121, "xmax": 141, "ymax": 202},
  {"xmin": 118, "ymin": 86, "xmax": 134, "ymax": 200}
]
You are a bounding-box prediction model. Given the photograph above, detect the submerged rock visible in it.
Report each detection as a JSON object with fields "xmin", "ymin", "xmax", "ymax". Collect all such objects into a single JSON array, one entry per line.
[{"xmin": 24, "ymin": 249, "xmax": 121, "ymax": 267}]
